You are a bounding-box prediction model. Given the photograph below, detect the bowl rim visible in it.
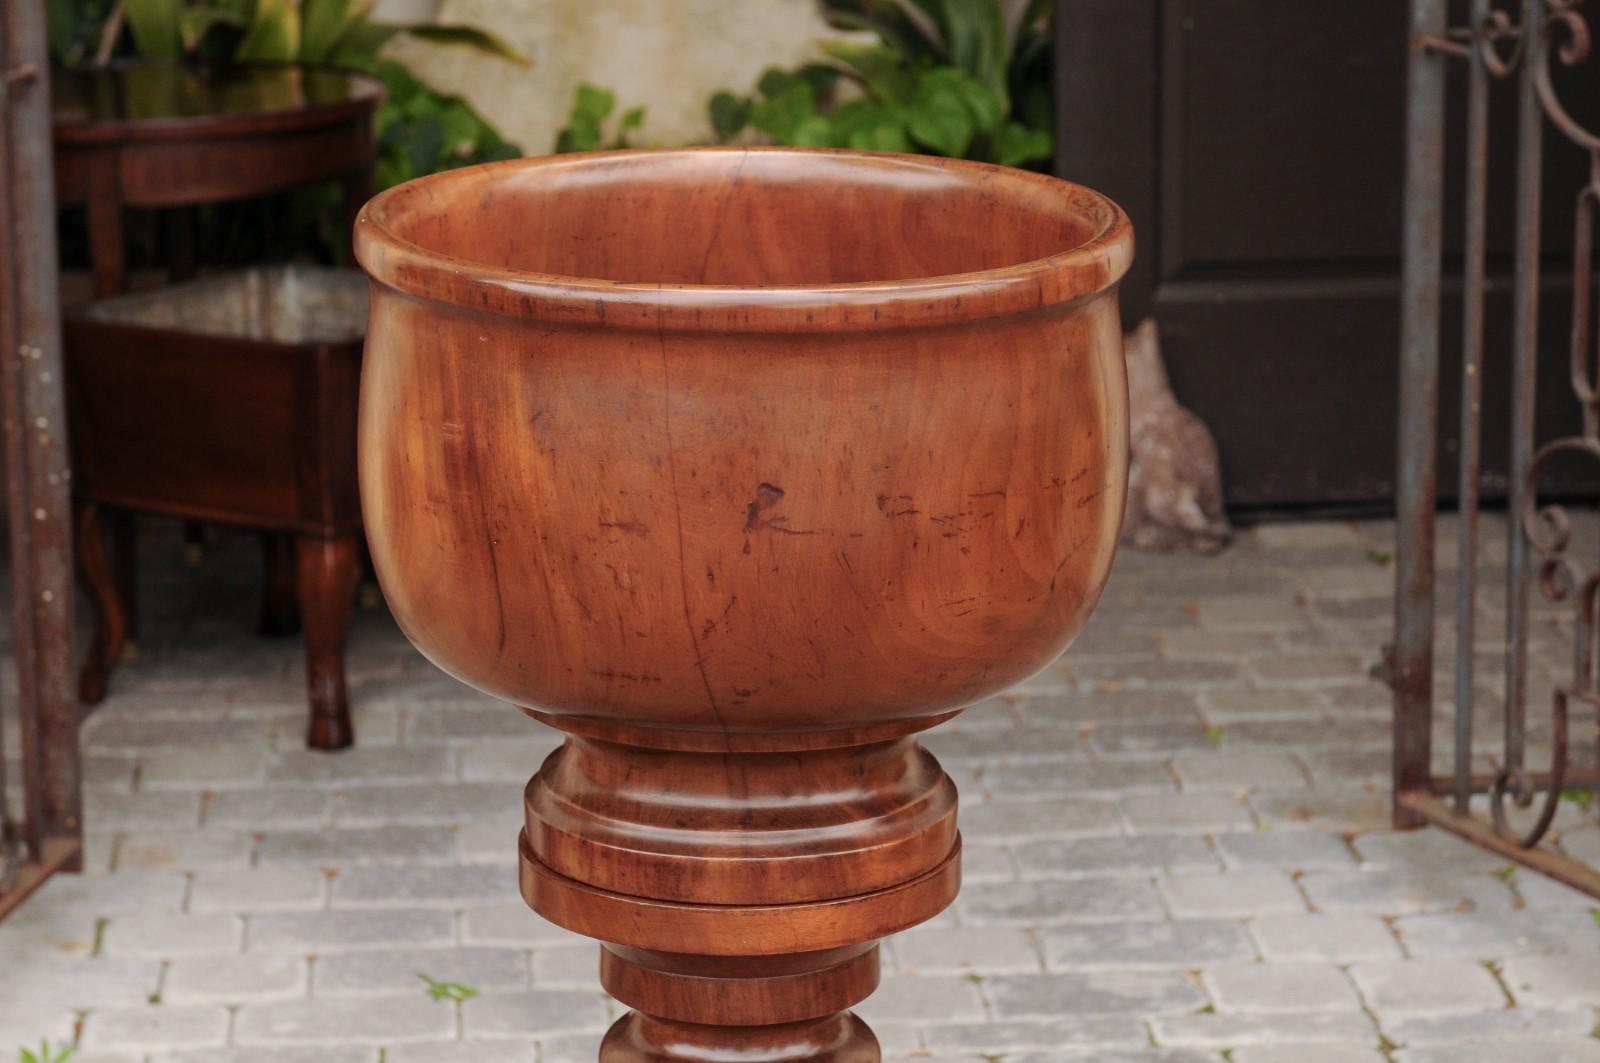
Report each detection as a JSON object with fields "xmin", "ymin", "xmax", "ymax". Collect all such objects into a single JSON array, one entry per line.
[{"xmin": 354, "ymin": 146, "xmax": 1134, "ymax": 333}]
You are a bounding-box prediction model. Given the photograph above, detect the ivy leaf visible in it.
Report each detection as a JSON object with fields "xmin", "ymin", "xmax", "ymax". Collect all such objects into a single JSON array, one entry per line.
[
  {"xmin": 794, "ymin": 62, "xmax": 843, "ymax": 100},
  {"xmin": 572, "ymin": 82, "xmax": 616, "ymax": 126},
  {"xmin": 906, "ymin": 85, "xmax": 974, "ymax": 157},
  {"xmin": 996, "ymin": 121, "xmax": 1053, "ymax": 168},
  {"xmin": 757, "ymin": 67, "xmax": 798, "ymax": 100},
  {"xmin": 848, "ymin": 117, "xmax": 912, "ymax": 153},
  {"xmin": 925, "ymin": 67, "xmax": 1001, "ymax": 132},
  {"xmin": 554, "ymin": 124, "xmax": 596, "ymax": 153},
  {"xmin": 827, "ymin": 97, "xmax": 886, "ymax": 138},
  {"xmin": 382, "ymin": 113, "xmax": 445, "ymax": 180},
  {"xmin": 709, "ymin": 91, "xmax": 750, "ymax": 143},
  {"xmin": 435, "ymin": 97, "xmax": 485, "ymax": 157},
  {"xmin": 749, "ymin": 81, "xmax": 818, "ymax": 144},
  {"xmin": 791, "ymin": 114, "xmax": 839, "ymax": 148}
]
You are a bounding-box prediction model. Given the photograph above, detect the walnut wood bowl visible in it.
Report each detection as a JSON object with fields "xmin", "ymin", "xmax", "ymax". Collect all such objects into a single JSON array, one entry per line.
[{"xmin": 356, "ymin": 148, "xmax": 1131, "ymax": 1062}]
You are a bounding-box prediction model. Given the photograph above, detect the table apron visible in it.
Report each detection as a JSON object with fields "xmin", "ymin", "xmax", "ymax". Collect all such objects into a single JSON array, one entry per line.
[{"xmin": 54, "ymin": 121, "xmax": 372, "ymax": 208}]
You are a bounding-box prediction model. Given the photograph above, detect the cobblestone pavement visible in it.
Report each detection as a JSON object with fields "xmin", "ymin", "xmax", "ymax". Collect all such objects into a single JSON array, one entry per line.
[{"xmin": 3, "ymin": 517, "xmax": 1600, "ymax": 1062}]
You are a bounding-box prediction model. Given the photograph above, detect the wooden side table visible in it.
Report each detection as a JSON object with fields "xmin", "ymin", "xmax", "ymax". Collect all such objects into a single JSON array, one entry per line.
[
  {"xmin": 64, "ymin": 267, "xmax": 368, "ymax": 749},
  {"xmin": 52, "ymin": 63, "xmax": 381, "ymax": 296},
  {"xmin": 52, "ymin": 64, "xmax": 381, "ymax": 750}
]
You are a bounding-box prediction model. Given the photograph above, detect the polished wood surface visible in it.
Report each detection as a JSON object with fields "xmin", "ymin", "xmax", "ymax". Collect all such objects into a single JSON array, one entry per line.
[
  {"xmin": 356, "ymin": 147, "xmax": 1132, "ymax": 1059},
  {"xmin": 51, "ymin": 63, "xmax": 380, "ymax": 297}
]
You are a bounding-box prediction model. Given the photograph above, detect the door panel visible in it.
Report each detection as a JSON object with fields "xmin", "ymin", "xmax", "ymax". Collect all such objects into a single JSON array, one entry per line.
[{"xmin": 1057, "ymin": 0, "xmax": 1600, "ymax": 509}]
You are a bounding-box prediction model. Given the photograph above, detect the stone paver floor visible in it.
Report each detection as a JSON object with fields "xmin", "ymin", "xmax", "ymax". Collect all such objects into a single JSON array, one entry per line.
[{"xmin": 2, "ymin": 517, "xmax": 1599, "ymax": 1061}]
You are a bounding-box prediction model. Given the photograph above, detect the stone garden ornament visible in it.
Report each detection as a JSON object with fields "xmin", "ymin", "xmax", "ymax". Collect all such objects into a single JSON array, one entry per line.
[
  {"xmin": 355, "ymin": 147, "xmax": 1132, "ymax": 1061},
  {"xmin": 1121, "ymin": 317, "xmax": 1232, "ymax": 553}
]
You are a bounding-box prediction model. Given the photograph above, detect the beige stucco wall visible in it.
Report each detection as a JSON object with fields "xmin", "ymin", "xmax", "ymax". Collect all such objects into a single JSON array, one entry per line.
[{"xmin": 381, "ymin": 0, "xmax": 844, "ymax": 155}]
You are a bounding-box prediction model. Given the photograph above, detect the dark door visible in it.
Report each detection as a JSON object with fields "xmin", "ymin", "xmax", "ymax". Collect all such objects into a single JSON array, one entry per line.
[{"xmin": 1055, "ymin": 1, "xmax": 1600, "ymax": 510}]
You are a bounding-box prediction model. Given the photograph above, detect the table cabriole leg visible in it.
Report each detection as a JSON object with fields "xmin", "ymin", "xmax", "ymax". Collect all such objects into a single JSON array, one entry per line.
[
  {"xmin": 73, "ymin": 501, "xmax": 124, "ymax": 704},
  {"xmin": 296, "ymin": 534, "xmax": 358, "ymax": 750}
]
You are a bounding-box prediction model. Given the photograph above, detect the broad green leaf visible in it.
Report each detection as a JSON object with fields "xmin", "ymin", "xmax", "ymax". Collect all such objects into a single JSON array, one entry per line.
[
  {"xmin": 847, "ymin": 117, "xmax": 911, "ymax": 153},
  {"xmin": 821, "ymin": 41, "xmax": 916, "ymax": 104},
  {"xmin": 794, "ymin": 62, "xmax": 842, "ymax": 99},
  {"xmin": 996, "ymin": 121, "xmax": 1052, "ymax": 168},
  {"xmin": 235, "ymin": 0, "xmax": 301, "ymax": 62},
  {"xmin": 483, "ymin": 139, "xmax": 522, "ymax": 162},
  {"xmin": 555, "ymin": 122, "xmax": 599, "ymax": 153},
  {"xmin": 327, "ymin": 20, "xmax": 400, "ymax": 69},
  {"xmin": 573, "ymin": 83, "xmax": 615, "ymax": 125},
  {"xmin": 749, "ymin": 81, "xmax": 817, "ymax": 144},
  {"xmin": 924, "ymin": 67, "xmax": 1001, "ymax": 131},
  {"xmin": 372, "ymin": 58, "xmax": 424, "ymax": 103},
  {"xmin": 374, "ymin": 154, "xmax": 409, "ymax": 189},
  {"xmin": 125, "ymin": 0, "xmax": 184, "ymax": 59},
  {"xmin": 610, "ymin": 105, "xmax": 645, "ymax": 148},
  {"xmin": 708, "ymin": 91, "xmax": 750, "ymax": 143},
  {"xmin": 400, "ymin": 23, "xmax": 528, "ymax": 65},
  {"xmin": 790, "ymin": 114, "xmax": 839, "ymax": 148},
  {"xmin": 435, "ymin": 97, "xmax": 483, "ymax": 151},
  {"xmin": 757, "ymin": 67, "xmax": 797, "ymax": 100},
  {"xmin": 178, "ymin": 7, "xmax": 251, "ymax": 52},
  {"xmin": 554, "ymin": 84, "xmax": 613, "ymax": 153},
  {"xmin": 909, "ymin": 0, "xmax": 1008, "ymax": 110},
  {"xmin": 826, "ymin": 97, "xmax": 886, "ymax": 138},
  {"xmin": 300, "ymin": 0, "xmax": 373, "ymax": 63},
  {"xmin": 383, "ymin": 113, "xmax": 445, "ymax": 178},
  {"xmin": 906, "ymin": 85, "xmax": 973, "ymax": 157}
]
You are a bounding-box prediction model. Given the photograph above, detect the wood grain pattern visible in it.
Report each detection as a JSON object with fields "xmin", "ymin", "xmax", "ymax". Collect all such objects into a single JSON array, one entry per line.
[{"xmin": 355, "ymin": 147, "xmax": 1132, "ymax": 1060}]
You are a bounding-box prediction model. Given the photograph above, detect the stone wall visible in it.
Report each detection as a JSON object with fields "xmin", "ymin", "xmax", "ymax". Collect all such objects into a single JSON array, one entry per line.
[{"xmin": 382, "ymin": 0, "xmax": 841, "ymax": 156}]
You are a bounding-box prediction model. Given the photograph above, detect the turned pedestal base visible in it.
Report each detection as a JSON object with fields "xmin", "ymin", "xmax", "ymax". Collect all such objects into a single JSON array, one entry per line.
[{"xmin": 516, "ymin": 714, "xmax": 962, "ymax": 1061}]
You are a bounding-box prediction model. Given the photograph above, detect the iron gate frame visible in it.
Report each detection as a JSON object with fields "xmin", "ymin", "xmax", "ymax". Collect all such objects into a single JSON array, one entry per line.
[
  {"xmin": 0, "ymin": 0, "xmax": 82, "ymax": 918},
  {"xmin": 1394, "ymin": 0, "xmax": 1600, "ymax": 897}
]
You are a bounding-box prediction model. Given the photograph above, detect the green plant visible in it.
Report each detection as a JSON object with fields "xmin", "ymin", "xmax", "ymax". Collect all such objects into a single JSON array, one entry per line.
[
  {"xmin": 45, "ymin": 1, "xmax": 526, "ymax": 189},
  {"xmin": 709, "ymin": 0, "xmax": 1053, "ymax": 168},
  {"xmin": 417, "ymin": 971, "xmax": 479, "ymax": 1002},
  {"xmin": 553, "ymin": 83, "xmax": 646, "ymax": 153},
  {"xmin": 370, "ymin": 58, "xmax": 520, "ymax": 189},
  {"xmin": 18, "ymin": 1040, "xmax": 75, "ymax": 1063}
]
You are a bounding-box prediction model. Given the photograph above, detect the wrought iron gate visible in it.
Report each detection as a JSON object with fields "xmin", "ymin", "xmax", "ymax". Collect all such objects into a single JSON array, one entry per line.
[{"xmin": 1395, "ymin": 0, "xmax": 1600, "ymax": 895}]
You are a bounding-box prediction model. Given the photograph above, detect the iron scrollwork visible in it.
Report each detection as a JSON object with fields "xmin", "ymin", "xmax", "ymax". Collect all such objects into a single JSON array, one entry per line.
[{"xmin": 1496, "ymin": 0, "xmax": 1600, "ymax": 846}]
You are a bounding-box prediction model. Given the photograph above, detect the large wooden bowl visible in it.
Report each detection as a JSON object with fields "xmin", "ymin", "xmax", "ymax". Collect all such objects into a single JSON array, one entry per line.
[{"xmin": 356, "ymin": 148, "xmax": 1131, "ymax": 1062}]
